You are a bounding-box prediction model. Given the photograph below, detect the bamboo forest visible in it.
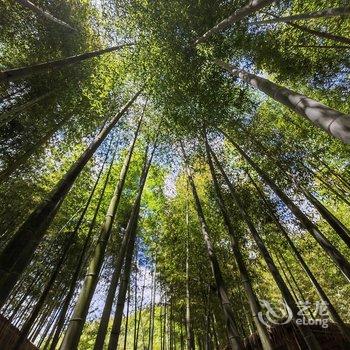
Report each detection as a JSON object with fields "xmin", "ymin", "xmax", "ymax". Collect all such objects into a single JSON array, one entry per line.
[{"xmin": 1, "ymin": 0, "xmax": 350, "ymax": 349}]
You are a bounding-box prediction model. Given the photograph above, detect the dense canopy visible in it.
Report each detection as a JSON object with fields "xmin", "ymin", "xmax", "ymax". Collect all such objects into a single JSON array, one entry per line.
[{"xmin": 0, "ymin": 0, "xmax": 350, "ymax": 349}]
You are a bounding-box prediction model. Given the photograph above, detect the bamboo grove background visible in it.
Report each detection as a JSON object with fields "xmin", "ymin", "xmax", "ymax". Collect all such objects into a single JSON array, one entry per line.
[{"xmin": 0, "ymin": 0, "xmax": 350, "ymax": 349}]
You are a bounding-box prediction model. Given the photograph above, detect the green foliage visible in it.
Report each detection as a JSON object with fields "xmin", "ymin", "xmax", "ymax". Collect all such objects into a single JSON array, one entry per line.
[{"xmin": 1, "ymin": 0, "xmax": 350, "ymax": 347}]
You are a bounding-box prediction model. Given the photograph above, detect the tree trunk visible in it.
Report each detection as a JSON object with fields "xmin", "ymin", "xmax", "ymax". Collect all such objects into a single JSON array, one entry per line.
[
  {"xmin": 0, "ymin": 91, "xmax": 53, "ymax": 127},
  {"xmin": 277, "ymin": 253, "xmax": 309, "ymax": 308},
  {"xmin": 169, "ymin": 299, "xmax": 174, "ymax": 350},
  {"xmin": 274, "ymin": 254, "xmax": 299, "ymax": 303},
  {"xmin": 48, "ymin": 151, "xmax": 110, "ymax": 350},
  {"xmin": 261, "ymin": 11, "xmax": 350, "ymax": 45},
  {"xmin": 0, "ymin": 86, "xmax": 27, "ymax": 103},
  {"xmin": 135, "ymin": 272, "xmax": 147, "ymax": 350},
  {"xmin": 107, "ymin": 144, "xmax": 156, "ymax": 350},
  {"xmin": 0, "ymin": 271, "xmax": 43, "ymax": 343},
  {"xmin": 160, "ymin": 301, "xmax": 164, "ymax": 350},
  {"xmin": 210, "ymin": 314, "xmax": 220, "ymax": 350},
  {"xmin": 302, "ymin": 163, "xmax": 350, "ymax": 207},
  {"xmin": 56, "ymin": 144, "xmax": 117, "ymax": 348},
  {"xmin": 28, "ymin": 300, "xmax": 52, "ymax": 342},
  {"xmin": 180, "ymin": 319, "xmax": 185, "ymax": 350},
  {"xmin": 181, "ymin": 143, "xmax": 243, "ymax": 350},
  {"xmin": 149, "ymin": 265, "xmax": 156, "ymax": 350},
  {"xmin": 205, "ymin": 137, "xmax": 273, "ymax": 350},
  {"xmin": 293, "ymin": 44, "xmax": 350, "ymax": 49},
  {"xmin": 133, "ymin": 263, "xmax": 138, "ymax": 350},
  {"xmin": 234, "ymin": 126, "xmax": 350, "ymax": 248},
  {"xmin": 249, "ymin": 174, "xmax": 350, "ymax": 343},
  {"xmin": 30, "ymin": 289, "xmax": 64, "ymax": 343},
  {"xmin": 43, "ymin": 158, "xmax": 109, "ymax": 348},
  {"xmin": 39, "ymin": 301, "xmax": 63, "ymax": 349},
  {"xmin": 286, "ymin": 21, "xmax": 350, "ymax": 45},
  {"xmin": 303, "ymin": 190, "xmax": 350, "ymax": 249},
  {"xmin": 0, "ymin": 44, "xmax": 132, "ymax": 82},
  {"xmin": 221, "ymin": 131, "xmax": 350, "ymax": 281},
  {"xmin": 123, "ymin": 284, "xmax": 131, "ymax": 350},
  {"xmin": 92, "ymin": 211, "xmax": 132, "ymax": 350},
  {"xmin": 195, "ymin": 0, "xmax": 276, "ymax": 45},
  {"xmin": 185, "ymin": 197, "xmax": 196, "ymax": 350},
  {"xmin": 164, "ymin": 302, "xmax": 168, "ymax": 350},
  {"xmin": 317, "ymin": 159, "xmax": 350, "ymax": 193},
  {"xmin": 228, "ymin": 115, "xmax": 350, "ymax": 207},
  {"xmin": 106, "ymin": 213, "xmax": 138, "ymax": 350},
  {"xmin": 14, "ymin": 233, "xmax": 74, "ymax": 350},
  {"xmin": 0, "ymin": 114, "xmax": 71, "ymax": 183},
  {"xmin": 205, "ymin": 288, "xmax": 212, "ymax": 350},
  {"xmin": 252, "ymin": 7, "xmax": 350, "ymax": 25},
  {"xmin": 14, "ymin": 0, "xmax": 76, "ymax": 31},
  {"xmin": 209, "ymin": 147, "xmax": 322, "ymax": 350},
  {"xmin": 13, "ymin": 296, "xmax": 36, "ymax": 328},
  {"xmin": 215, "ymin": 60, "xmax": 350, "ymax": 143},
  {"xmin": 59, "ymin": 158, "xmax": 137, "ymax": 349},
  {"xmin": 92, "ymin": 117, "xmax": 143, "ymax": 350},
  {"xmin": 0, "ymin": 91, "xmax": 141, "ymax": 307}
]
